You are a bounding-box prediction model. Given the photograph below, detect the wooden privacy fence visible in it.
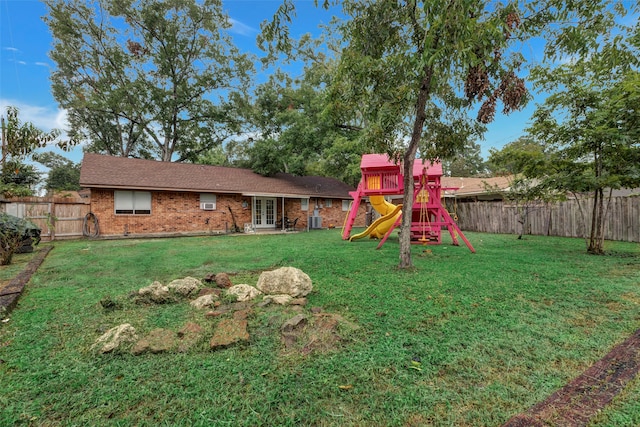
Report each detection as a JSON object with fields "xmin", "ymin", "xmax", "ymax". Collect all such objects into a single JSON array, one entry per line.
[
  {"xmin": 1, "ymin": 197, "xmax": 91, "ymax": 241},
  {"xmin": 453, "ymin": 195, "xmax": 640, "ymax": 243}
]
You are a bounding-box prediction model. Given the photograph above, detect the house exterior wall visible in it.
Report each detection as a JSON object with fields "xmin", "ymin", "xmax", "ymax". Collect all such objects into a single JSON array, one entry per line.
[
  {"xmin": 90, "ymin": 189, "xmax": 367, "ymax": 236},
  {"xmin": 90, "ymin": 189, "xmax": 252, "ymax": 235}
]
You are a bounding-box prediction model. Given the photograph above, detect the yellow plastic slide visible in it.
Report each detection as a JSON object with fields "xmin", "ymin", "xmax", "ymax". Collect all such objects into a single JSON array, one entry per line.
[{"xmin": 350, "ymin": 195, "xmax": 402, "ymax": 241}]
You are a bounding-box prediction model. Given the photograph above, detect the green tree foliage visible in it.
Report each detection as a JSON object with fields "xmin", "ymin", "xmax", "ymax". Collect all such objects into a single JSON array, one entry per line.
[
  {"xmin": 33, "ymin": 152, "xmax": 81, "ymax": 192},
  {"xmin": 44, "ymin": 0, "xmax": 253, "ymax": 162},
  {"xmin": 0, "ymin": 106, "xmax": 69, "ymax": 197},
  {"xmin": 240, "ymin": 65, "xmax": 364, "ymax": 186},
  {"xmin": 487, "ymin": 137, "xmax": 549, "ymax": 177},
  {"xmin": 263, "ymin": 0, "xmax": 529, "ymax": 268},
  {"xmin": 441, "ymin": 141, "xmax": 488, "ymax": 177},
  {"xmin": 527, "ymin": 9, "xmax": 640, "ymax": 255}
]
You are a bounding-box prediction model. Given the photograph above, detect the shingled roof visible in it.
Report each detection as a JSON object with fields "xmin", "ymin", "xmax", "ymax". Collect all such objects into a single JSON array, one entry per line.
[{"xmin": 79, "ymin": 153, "xmax": 355, "ymax": 198}]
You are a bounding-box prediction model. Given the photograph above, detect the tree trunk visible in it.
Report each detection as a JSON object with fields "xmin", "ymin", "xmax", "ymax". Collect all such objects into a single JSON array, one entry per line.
[
  {"xmin": 398, "ymin": 67, "xmax": 434, "ymax": 269},
  {"xmin": 588, "ymin": 144, "xmax": 605, "ymax": 255}
]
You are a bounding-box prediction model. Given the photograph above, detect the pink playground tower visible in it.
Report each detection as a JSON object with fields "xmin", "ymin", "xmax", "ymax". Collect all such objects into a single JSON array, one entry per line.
[{"xmin": 342, "ymin": 154, "xmax": 475, "ymax": 252}]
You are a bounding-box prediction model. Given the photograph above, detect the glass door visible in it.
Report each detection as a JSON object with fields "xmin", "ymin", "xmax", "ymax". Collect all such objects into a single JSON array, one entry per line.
[{"xmin": 254, "ymin": 198, "xmax": 276, "ymax": 228}]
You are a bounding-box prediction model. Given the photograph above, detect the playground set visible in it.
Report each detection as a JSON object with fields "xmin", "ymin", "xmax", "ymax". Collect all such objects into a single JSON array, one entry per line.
[{"xmin": 342, "ymin": 154, "xmax": 475, "ymax": 253}]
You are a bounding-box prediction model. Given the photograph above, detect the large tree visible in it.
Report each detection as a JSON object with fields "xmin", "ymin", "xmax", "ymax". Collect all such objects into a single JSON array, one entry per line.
[
  {"xmin": 45, "ymin": 0, "xmax": 253, "ymax": 161},
  {"xmin": 528, "ymin": 71, "xmax": 640, "ymax": 254},
  {"xmin": 33, "ymin": 152, "xmax": 81, "ymax": 193},
  {"xmin": 240, "ymin": 63, "xmax": 364, "ymax": 186},
  {"xmin": 441, "ymin": 141, "xmax": 488, "ymax": 177}
]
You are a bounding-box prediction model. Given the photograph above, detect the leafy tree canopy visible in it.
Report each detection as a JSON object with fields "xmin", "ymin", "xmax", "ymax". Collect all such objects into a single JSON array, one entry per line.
[
  {"xmin": 33, "ymin": 152, "xmax": 81, "ymax": 192},
  {"xmin": 44, "ymin": 0, "xmax": 254, "ymax": 161}
]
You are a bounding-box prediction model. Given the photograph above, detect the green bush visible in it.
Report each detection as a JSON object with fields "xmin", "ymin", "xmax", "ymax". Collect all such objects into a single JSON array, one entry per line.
[{"xmin": 0, "ymin": 213, "xmax": 41, "ymax": 265}]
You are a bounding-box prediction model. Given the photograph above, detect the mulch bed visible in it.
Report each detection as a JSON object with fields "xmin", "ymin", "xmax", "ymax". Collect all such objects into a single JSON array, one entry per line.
[
  {"xmin": 0, "ymin": 246, "xmax": 53, "ymax": 316},
  {"xmin": 503, "ymin": 328, "xmax": 640, "ymax": 427}
]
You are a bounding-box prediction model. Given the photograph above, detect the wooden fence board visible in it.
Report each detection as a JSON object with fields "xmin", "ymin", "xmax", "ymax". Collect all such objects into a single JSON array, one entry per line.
[
  {"xmin": 455, "ymin": 195, "xmax": 640, "ymax": 243},
  {"xmin": 1, "ymin": 197, "xmax": 90, "ymax": 241}
]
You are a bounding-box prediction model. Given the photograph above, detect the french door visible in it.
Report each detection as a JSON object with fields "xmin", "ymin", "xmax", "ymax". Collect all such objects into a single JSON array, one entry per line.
[{"xmin": 254, "ymin": 198, "xmax": 276, "ymax": 228}]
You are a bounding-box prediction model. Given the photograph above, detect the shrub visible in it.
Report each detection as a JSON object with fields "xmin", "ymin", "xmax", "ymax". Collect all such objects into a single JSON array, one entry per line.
[{"xmin": 0, "ymin": 213, "xmax": 41, "ymax": 265}]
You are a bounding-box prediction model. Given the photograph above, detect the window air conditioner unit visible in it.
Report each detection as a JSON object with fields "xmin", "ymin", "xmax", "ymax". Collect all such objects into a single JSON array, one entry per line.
[{"xmin": 201, "ymin": 203, "xmax": 215, "ymax": 210}]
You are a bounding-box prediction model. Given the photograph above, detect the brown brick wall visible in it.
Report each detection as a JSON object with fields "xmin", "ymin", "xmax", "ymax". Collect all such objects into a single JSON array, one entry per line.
[
  {"xmin": 90, "ymin": 189, "xmax": 252, "ymax": 235},
  {"xmin": 90, "ymin": 189, "xmax": 367, "ymax": 236}
]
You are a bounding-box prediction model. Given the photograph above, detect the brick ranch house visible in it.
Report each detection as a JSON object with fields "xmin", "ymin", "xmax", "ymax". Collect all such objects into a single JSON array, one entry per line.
[{"xmin": 79, "ymin": 153, "xmax": 367, "ymax": 237}]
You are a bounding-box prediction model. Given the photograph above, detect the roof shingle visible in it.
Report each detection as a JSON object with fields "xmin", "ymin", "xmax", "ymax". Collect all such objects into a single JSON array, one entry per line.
[{"xmin": 79, "ymin": 153, "xmax": 355, "ymax": 198}]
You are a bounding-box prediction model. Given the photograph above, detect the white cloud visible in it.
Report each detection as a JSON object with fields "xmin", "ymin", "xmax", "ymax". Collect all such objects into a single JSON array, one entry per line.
[
  {"xmin": 3, "ymin": 47, "xmax": 20, "ymax": 52},
  {"xmin": 34, "ymin": 62, "xmax": 51, "ymax": 68},
  {"xmin": 0, "ymin": 98, "xmax": 69, "ymax": 134},
  {"xmin": 228, "ymin": 18, "xmax": 257, "ymax": 36}
]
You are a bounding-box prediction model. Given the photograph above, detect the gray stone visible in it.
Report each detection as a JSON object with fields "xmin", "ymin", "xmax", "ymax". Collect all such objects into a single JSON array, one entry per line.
[
  {"xmin": 167, "ymin": 277, "xmax": 202, "ymax": 297},
  {"xmin": 190, "ymin": 293, "xmax": 218, "ymax": 309},
  {"xmin": 227, "ymin": 284, "xmax": 262, "ymax": 302},
  {"xmin": 91, "ymin": 324, "xmax": 138, "ymax": 354},
  {"xmin": 138, "ymin": 281, "xmax": 171, "ymax": 303},
  {"xmin": 265, "ymin": 294, "xmax": 293, "ymax": 305},
  {"xmin": 256, "ymin": 267, "xmax": 313, "ymax": 297}
]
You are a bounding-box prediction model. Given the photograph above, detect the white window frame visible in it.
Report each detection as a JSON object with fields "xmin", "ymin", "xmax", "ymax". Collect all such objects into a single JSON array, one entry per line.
[
  {"xmin": 342, "ymin": 200, "xmax": 351, "ymax": 211},
  {"xmin": 200, "ymin": 193, "xmax": 217, "ymax": 210},
  {"xmin": 325, "ymin": 199, "xmax": 333, "ymax": 208},
  {"xmin": 301, "ymin": 198, "xmax": 309, "ymax": 211},
  {"xmin": 115, "ymin": 191, "xmax": 151, "ymax": 215}
]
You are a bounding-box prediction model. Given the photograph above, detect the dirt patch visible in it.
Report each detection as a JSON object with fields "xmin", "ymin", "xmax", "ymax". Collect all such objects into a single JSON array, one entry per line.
[
  {"xmin": 280, "ymin": 312, "xmax": 360, "ymax": 357},
  {"xmin": 503, "ymin": 328, "xmax": 640, "ymax": 427}
]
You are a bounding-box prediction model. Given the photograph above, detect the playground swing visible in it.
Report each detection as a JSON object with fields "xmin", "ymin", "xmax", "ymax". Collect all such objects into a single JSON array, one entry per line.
[{"xmin": 417, "ymin": 175, "xmax": 430, "ymax": 244}]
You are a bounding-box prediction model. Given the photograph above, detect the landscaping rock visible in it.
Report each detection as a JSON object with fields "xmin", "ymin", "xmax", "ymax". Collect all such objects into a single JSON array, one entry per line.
[
  {"xmin": 131, "ymin": 328, "xmax": 176, "ymax": 355},
  {"xmin": 281, "ymin": 314, "xmax": 308, "ymax": 348},
  {"xmin": 177, "ymin": 322, "xmax": 203, "ymax": 352},
  {"xmin": 138, "ymin": 281, "xmax": 171, "ymax": 304},
  {"xmin": 281, "ymin": 314, "xmax": 308, "ymax": 333},
  {"xmin": 227, "ymin": 284, "xmax": 262, "ymax": 302},
  {"xmin": 210, "ymin": 319, "xmax": 249, "ymax": 349},
  {"xmin": 265, "ymin": 294, "xmax": 293, "ymax": 305},
  {"xmin": 91, "ymin": 323, "xmax": 138, "ymax": 354},
  {"xmin": 233, "ymin": 308, "xmax": 253, "ymax": 321},
  {"xmin": 291, "ymin": 297, "xmax": 308, "ymax": 306},
  {"xmin": 167, "ymin": 277, "xmax": 202, "ymax": 297},
  {"xmin": 256, "ymin": 267, "xmax": 313, "ymax": 297},
  {"xmin": 190, "ymin": 293, "xmax": 218, "ymax": 309},
  {"xmin": 215, "ymin": 273, "xmax": 233, "ymax": 289},
  {"xmin": 197, "ymin": 287, "xmax": 221, "ymax": 298}
]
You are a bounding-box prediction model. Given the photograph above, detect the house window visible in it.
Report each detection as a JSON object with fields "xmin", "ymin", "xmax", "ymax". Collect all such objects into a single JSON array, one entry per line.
[
  {"xmin": 301, "ymin": 198, "xmax": 309, "ymax": 211},
  {"xmin": 115, "ymin": 191, "xmax": 151, "ymax": 215},
  {"xmin": 325, "ymin": 199, "xmax": 332, "ymax": 208},
  {"xmin": 200, "ymin": 193, "xmax": 217, "ymax": 210},
  {"xmin": 342, "ymin": 200, "xmax": 351, "ymax": 211}
]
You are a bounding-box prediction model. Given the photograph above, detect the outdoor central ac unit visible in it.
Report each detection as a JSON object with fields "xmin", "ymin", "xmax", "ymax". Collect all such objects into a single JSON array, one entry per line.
[
  {"xmin": 310, "ymin": 216, "xmax": 322, "ymax": 229},
  {"xmin": 201, "ymin": 203, "xmax": 215, "ymax": 210}
]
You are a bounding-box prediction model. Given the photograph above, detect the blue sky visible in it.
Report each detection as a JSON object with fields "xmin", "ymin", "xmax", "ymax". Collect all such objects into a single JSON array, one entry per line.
[{"xmin": 1, "ymin": 0, "xmax": 541, "ymax": 169}]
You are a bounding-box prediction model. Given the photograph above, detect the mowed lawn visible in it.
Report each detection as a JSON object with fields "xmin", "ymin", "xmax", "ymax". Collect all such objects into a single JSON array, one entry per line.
[{"xmin": 1, "ymin": 230, "xmax": 639, "ymax": 426}]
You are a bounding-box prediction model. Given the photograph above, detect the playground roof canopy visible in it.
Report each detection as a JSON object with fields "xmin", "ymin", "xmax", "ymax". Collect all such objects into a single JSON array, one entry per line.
[{"xmin": 360, "ymin": 154, "xmax": 443, "ymax": 177}]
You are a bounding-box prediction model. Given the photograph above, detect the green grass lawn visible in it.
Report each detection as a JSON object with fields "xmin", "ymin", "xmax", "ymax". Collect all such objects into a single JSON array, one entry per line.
[{"xmin": 1, "ymin": 230, "xmax": 639, "ymax": 426}]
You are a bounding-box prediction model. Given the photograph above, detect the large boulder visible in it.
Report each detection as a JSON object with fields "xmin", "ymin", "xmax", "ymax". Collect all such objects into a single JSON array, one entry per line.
[
  {"xmin": 167, "ymin": 277, "xmax": 202, "ymax": 297},
  {"xmin": 226, "ymin": 284, "xmax": 262, "ymax": 302},
  {"xmin": 256, "ymin": 267, "xmax": 313, "ymax": 297},
  {"xmin": 91, "ymin": 324, "xmax": 138, "ymax": 354},
  {"xmin": 137, "ymin": 281, "xmax": 171, "ymax": 303}
]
